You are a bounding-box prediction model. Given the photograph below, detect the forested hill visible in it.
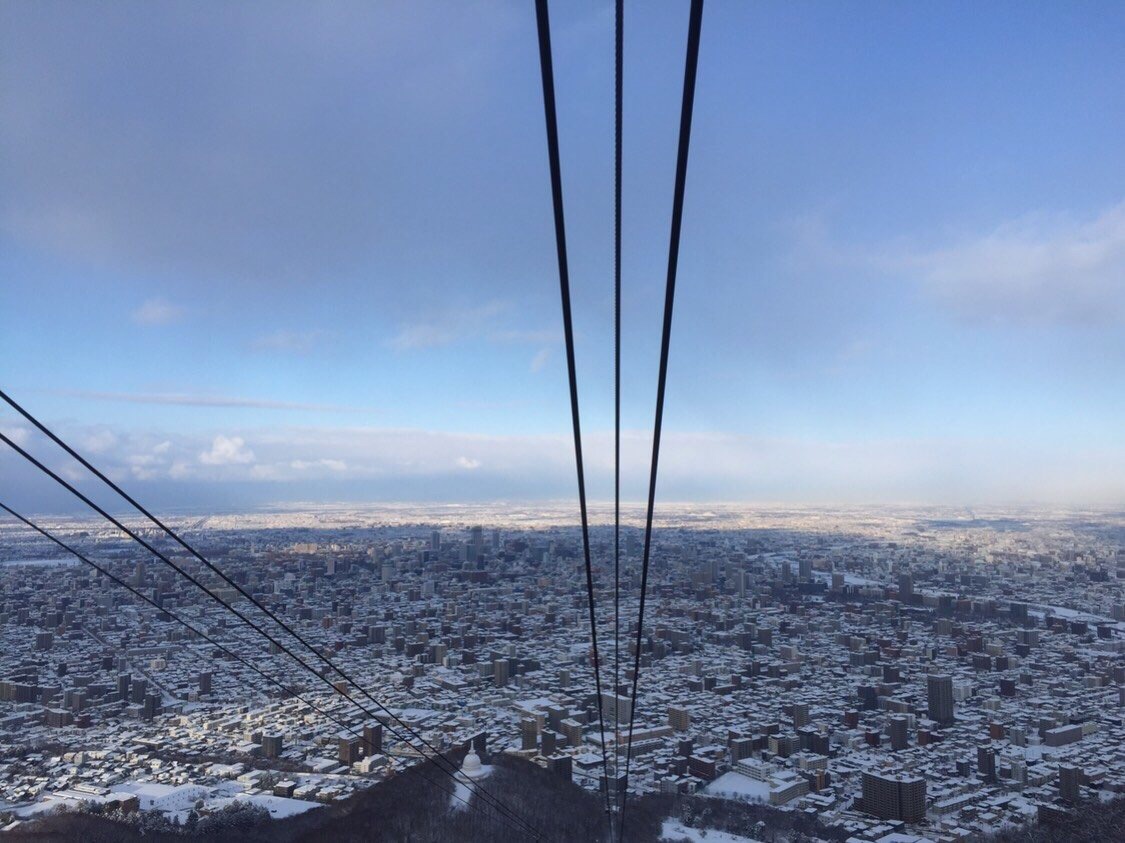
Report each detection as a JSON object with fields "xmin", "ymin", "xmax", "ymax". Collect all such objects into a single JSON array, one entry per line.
[{"xmin": 8, "ymin": 754, "xmax": 1124, "ymax": 843}]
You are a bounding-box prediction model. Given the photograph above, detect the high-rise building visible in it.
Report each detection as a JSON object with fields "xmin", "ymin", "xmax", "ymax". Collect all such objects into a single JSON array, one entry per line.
[
  {"xmin": 560, "ymin": 718, "xmax": 584, "ymax": 747},
  {"xmin": 927, "ymin": 674, "xmax": 955, "ymax": 726},
  {"xmin": 668, "ymin": 705, "xmax": 691, "ymax": 732},
  {"xmin": 1059, "ymin": 764, "xmax": 1081, "ymax": 803},
  {"xmin": 339, "ymin": 734, "xmax": 361, "ymax": 765},
  {"xmin": 520, "ymin": 718, "xmax": 538, "ymax": 751},
  {"xmin": 44, "ymin": 708, "xmax": 73, "ymax": 728},
  {"xmin": 730, "ymin": 737, "xmax": 755, "ymax": 761},
  {"xmin": 470, "ymin": 526, "xmax": 484, "ymax": 560},
  {"xmin": 600, "ymin": 692, "xmax": 632, "ymax": 725},
  {"xmin": 541, "ymin": 730, "xmax": 558, "ymax": 756},
  {"xmin": 977, "ymin": 744, "xmax": 996, "ymax": 783},
  {"xmin": 262, "ymin": 734, "xmax": 283, "ymax": 759},
  {"xmin": 898, "ymin": 775, "xmax": 926, "ymax": 822},
  {"xmin": 861, "ymin": 771, "xmax": 926, "ymax": 822},
  {"xmin": 142, "ymin": 692, "xmax": 160, "ymax": 719},
  {"xmin": 792, "ymin": 703, "xmax": 810, "ymax": 728},
  {"xmin": 547, "ymin": 705, "xmax": 567, "ymax": 733},
  {"xmin": 1010, "ymin": 758, "xmax": 1028, "ymax": 788},
  {"xmin": 363, "ymin": 723, "xmax": 383, "ymax": 756},
  {"xmin": 471, "ymin": 731, "xmax": 489, "ymax": 761},
  {"xmin": 898, "ymin": 573, "xmax": 914, "ymax": 600},
  {"xmin": 430, "ymin": 530, "xmax": 441, "ymax": 551},
  {"xmin": 858, "ymin": 684, "xmax": 878, "ymax": 710},
  {"xmin": 493, "ymin": 659, "xmax": 510, "ymax": 687},
  {"xmin": 546, "ymin": 754, "xmax": 572, "ymax": 780},
  {"xmin": 888, "ymin": 715, "xmax": 909, "ymax": 751},
  {"xmin": 737, "ymin": 571, "xmax": 752, "ymax": 598}
]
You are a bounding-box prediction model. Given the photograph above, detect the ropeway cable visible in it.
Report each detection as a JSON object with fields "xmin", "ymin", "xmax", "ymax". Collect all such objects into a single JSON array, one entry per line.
[
  {"xmin": 619, "ymin": 1, "xmax": 704, "ymax": 838},
  {"xmin": 612, "ymin": 0, "xmax": 624, "ymax": 824},
  {"xmin": 533, "ymin": 0, "xmax": 613, "ymax": 821}
]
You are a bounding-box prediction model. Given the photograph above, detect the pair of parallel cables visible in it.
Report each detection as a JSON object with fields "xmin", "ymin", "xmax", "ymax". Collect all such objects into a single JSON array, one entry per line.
[{"xmin": 534, "ymin": 0, "xmax": 704, "ymax": 838}]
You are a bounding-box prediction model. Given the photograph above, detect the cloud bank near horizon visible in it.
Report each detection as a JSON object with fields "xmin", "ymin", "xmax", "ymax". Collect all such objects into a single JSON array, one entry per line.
[{"xmin": 2, "ymin": 418, "xmax": 1122, "ymax": 514}]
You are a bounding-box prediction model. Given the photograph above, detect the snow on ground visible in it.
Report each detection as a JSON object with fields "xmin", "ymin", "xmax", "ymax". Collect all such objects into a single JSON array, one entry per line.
[
  {"xmin": 165, "ymin": 791, "xmax": 320, "ymax": 825},
  {"xmin": 660, "ymin": 818, "xmax": 763, "ymax": 842},
  {"xmin": 513, "ymin": 697, "xmax": 557, "ymax": 713},
  {"xmin": 12, "ymin": 779, "xmax": 320, "ymax": 825},
  {"xmin": 111, "ymin": 782, "xmax": 209, "ymax": 812},
  {"xmin": 234, "ymin": 792, "xmax": 321, "ymax": 818},
  {"xmin": 13, "ymin": 797, "xmax": 79, "ymax": 818},
  {"xmin": 704, "ymin": 771, "xmax": 770, "ymax": 803}
]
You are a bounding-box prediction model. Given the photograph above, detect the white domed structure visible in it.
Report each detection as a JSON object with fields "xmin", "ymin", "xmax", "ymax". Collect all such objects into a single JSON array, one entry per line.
[{"xmin": 461, "ymin": 750, "xmax": 485, "ymax": 779}]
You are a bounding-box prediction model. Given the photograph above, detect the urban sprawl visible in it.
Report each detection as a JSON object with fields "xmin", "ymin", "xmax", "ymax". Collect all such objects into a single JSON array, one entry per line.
[{"xmin": 1, "ymin": 504, "xmax": 1123, "ymax": 841}]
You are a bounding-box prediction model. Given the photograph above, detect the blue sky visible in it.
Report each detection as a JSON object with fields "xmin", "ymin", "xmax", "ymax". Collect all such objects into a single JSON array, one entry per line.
[{"xmin": 2, "ymin": 0, "xmax": 1124, "ymax": 510}]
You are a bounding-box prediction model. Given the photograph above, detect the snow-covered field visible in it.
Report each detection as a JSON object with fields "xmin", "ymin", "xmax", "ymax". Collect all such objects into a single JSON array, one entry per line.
[
  {"xmin": 704, "ymin": 772, "xmax": 771, "ymax": 803},
  {"xmin": 232, "ymin": 792, "xmax": 320, "ymax": 819},
  {"xmin": 660, "ymin": 819, "xmax": 763, "ymax": 842}
]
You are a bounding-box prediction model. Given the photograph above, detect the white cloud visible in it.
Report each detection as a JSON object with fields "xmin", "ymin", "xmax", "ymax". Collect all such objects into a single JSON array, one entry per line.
[
  {"xmin": 388, "ymin": 302, "xmax": 562, "ymax": 352},
  {"xmin": 82, "ymin": 429, "xmax": 118, "ymax": 454},
  {"xmin": 388, "ymin": 322, "xmax": 460, "ymax": 351},
  {"xmin": 249, "ymin": 464, "xmax": 284, "ymax": 481},
  {"xmin": 388, "ymin": 301, "xmax": 509, "ymax": 351},
  {"xmin": 530, "ymin": 348, "xmax": 551, "ymax": 373},
  {"xmin": 290, "ymin": 458, "xmax": 347, "ymax": 472},
  {"xmin": 251, "ymin": 329, "xmax": 329, "ymax": 354},
  {"xmin": 199, "ymin": 435, "xmax": 255, "ymax": 465},
  {"xmin": 6, "ymin": 420, "xmax": 1124, "ymax": 504},
  {"xmin": 895, "ymin": 201, "xmax": 1125, "ymax": 326},
  {"xmin": 0, "ymin": 425, "xmax": 31, "ymax": 447},
  {"xmin": 60, "ymin": 464, "xmax": 87, "ymax": 484},
  {"xmin": 786, "ymin": 200, "xmax": 1125, "ymax": 328},
  {"xmin": 66, "ymin": 389, "xmax": 365, "ymax": 413},
  {"xmin": 490, "ymin": 328, "xmax": 561, "ymax": 344},
  {"xmin": 131, "ymin": 297, "xmax": 183, "ymax": 326},
  {"xmin": 120, "ymin": 440, "xmax": 176, "ymax": 480}
]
